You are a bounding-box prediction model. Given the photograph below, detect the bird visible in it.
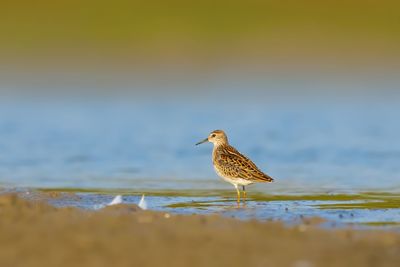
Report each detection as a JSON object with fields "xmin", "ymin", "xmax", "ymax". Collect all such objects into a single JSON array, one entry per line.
[{"xmin": 196, "ymin": 130, "xmax": 274, "ymax": 204}]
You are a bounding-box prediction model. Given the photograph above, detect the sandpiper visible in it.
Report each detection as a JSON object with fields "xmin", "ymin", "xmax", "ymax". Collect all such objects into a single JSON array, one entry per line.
[{"xmin": 196, "ymin": 130, "xmax": 274, "ymax": 204}]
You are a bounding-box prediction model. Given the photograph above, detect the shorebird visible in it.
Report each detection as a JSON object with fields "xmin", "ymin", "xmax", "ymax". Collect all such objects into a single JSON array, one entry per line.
[{"xmin": 196, "ymin": 130, "xmax": 274, "ymax": 204}]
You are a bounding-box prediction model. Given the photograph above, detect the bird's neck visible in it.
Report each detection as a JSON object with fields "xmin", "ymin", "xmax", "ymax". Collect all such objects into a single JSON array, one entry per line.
[
  {"xmin": 212, "ymin": 140, "xmax": 228, "ymax": 148},
  {"xmin": 212, "ymin": 141, "xmax": 228, "ymax": 163}
]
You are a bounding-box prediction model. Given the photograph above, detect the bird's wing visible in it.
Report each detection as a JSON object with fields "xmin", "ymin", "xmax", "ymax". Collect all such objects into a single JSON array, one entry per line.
[{"xmin": 215, "ymin": 146, "xmax": 274, "ymax": 182}]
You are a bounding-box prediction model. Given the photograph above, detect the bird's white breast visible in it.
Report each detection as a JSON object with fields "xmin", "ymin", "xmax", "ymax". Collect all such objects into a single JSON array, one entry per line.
[{"xmin": 213, "ymin": 164, "xmax": 253, "ymax": 186}]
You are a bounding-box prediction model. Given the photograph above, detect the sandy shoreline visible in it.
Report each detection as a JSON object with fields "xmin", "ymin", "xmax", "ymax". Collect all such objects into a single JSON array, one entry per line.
[{"xmin": 0, "ymin": 193, "xmax": 399, "ymax": 267}]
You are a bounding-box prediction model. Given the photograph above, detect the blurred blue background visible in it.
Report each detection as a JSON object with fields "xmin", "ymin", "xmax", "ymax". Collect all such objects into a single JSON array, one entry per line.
[{"xmin": 1, "ymin": 78, "xmax": 399, "ymax": 194}]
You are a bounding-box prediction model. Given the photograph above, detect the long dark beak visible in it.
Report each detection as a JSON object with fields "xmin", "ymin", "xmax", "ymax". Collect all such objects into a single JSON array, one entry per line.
[{"xmin": 195, "ymin": 138, "xmax": 208, "ymax": 146}]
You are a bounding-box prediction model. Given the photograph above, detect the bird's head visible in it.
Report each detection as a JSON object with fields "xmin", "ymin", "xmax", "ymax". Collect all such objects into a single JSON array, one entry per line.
[{"xmin": 196, "ymin": 130, "xmax": 228, "ymax": 146}]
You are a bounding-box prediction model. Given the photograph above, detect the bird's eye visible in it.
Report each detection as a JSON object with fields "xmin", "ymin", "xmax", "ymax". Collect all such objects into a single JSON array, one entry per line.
[{"xmin": 211, "ymin": 134, "xmax": 216, "ymax": 138}]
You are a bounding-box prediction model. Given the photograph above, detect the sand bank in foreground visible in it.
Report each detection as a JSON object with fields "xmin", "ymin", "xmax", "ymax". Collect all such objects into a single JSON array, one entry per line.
[{"xmin": 0, "ymin": 194, "xmax": 399, "ymax": 267}]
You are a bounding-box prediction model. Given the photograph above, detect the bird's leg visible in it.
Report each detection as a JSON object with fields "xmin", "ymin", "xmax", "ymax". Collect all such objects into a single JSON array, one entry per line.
[
  {"xmin": 242, "ymin": 186, "xmax": 246, "ymax": 203},
  {"xmin": 234, "ymin": 185, "xmax": 240, "ymax": 205}
]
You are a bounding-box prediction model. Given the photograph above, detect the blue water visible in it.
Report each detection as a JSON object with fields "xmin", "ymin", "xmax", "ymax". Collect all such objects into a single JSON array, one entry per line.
[
  {"xmin": 2, "ymin": 87, "xmax": 400, "ymax": 230},
  {"xmin": 0, "ymin": 91, "xmax": 400, "ymax": 194}
]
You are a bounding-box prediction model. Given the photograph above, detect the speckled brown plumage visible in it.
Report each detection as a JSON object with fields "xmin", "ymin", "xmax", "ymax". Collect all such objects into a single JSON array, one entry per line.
[{"xmin": 213, "ymin": 144, "xmax": 274, "ymax": 183}]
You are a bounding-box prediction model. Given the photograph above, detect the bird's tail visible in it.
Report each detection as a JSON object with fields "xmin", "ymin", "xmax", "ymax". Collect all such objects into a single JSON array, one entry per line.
[{"xmin": 261, "ymin": 173, "xmax": 274, "ymax": 182}]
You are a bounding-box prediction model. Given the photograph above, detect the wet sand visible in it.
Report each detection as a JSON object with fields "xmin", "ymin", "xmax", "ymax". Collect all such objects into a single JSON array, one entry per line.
[{"xmin": 0, "ymin": 193, "xmax": 399, "ymax": 267}]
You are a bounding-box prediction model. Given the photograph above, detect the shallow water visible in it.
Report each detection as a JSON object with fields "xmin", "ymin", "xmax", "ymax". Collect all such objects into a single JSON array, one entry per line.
[
  {"xmin": 1, "ymin": 86, "xmax": 400, "ymax": 229},
  {"xmin": 11, "ymin": 188, "xmax": 395, "ymax": 231}
]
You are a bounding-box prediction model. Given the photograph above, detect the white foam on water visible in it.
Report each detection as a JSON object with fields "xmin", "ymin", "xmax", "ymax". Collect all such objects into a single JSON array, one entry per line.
[
  {"xmin": 138, "ymin": 194, "xmax": 147, "ymax": 210},
  {"xmin": 108, "ymin": 195, "xmax": 123, "ymax": 206}
]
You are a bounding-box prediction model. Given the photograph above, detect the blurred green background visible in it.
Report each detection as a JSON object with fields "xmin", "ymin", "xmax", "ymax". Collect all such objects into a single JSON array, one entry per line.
[{"xmin": 1, "ymin": 0, "xmax": 399, "ymax": 66}]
